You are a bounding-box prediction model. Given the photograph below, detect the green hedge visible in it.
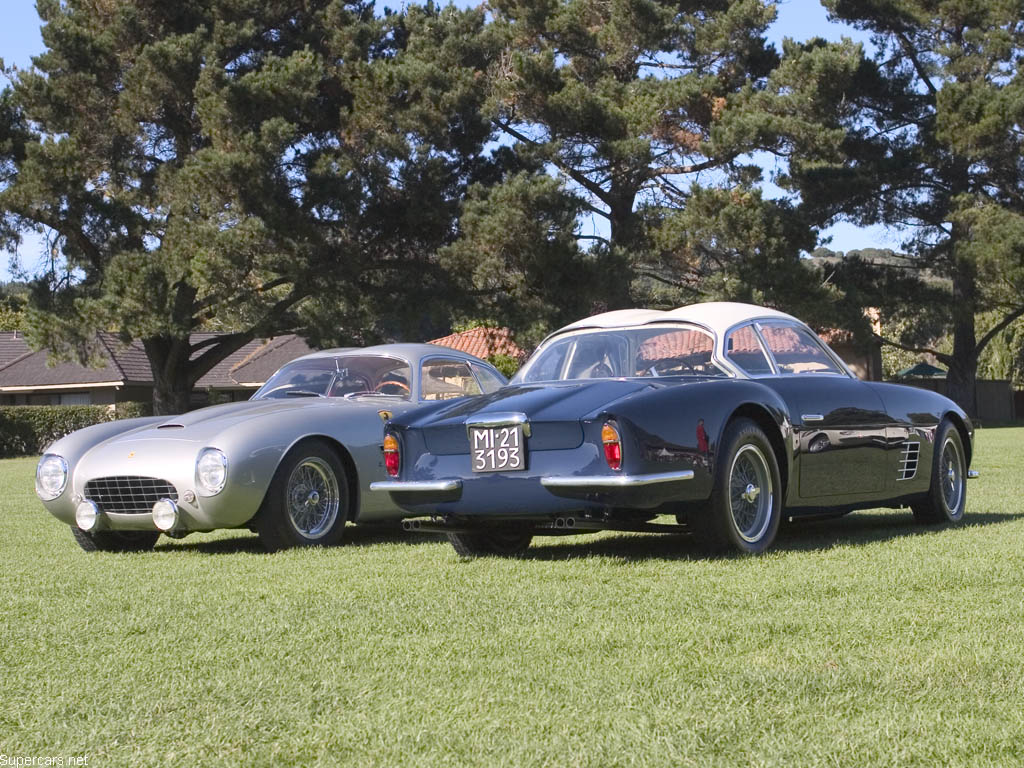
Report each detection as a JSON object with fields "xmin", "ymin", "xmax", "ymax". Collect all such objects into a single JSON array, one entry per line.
[{"xmin": 0, "ymin": 401, "xmax": 153, "ymax": 457}]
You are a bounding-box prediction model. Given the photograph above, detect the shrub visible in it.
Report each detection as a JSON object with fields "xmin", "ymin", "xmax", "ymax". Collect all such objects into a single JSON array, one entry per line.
[
  {"xmin": 487, "ymin": 353, "xmax": 522, "ymax": 379},
  {"xmin": 0, "ymin": 402, "xmax": 152, "ymax": 457}
]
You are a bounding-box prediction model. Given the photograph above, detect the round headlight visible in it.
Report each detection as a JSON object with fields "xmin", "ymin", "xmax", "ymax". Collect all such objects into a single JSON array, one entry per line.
[
  {"xmin": 152, "ymin": 498, "xmax": 179, "ymax": 531},
  {"xmin": 36, "ymin": 454, "xmax": 69, "ymax": 501},
  {"xmin": 75, "ymin": 500, "xmax": 100, "ymax": 532},
  {"xmin": 195, "ymin": 448, "xmax": 228, "ymax": 496}
]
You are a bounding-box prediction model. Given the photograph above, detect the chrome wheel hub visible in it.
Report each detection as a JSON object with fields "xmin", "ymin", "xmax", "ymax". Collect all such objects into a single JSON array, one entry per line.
[{"xmin": 742, "ymin": 483, "xmax": 760, "ymax": 504}]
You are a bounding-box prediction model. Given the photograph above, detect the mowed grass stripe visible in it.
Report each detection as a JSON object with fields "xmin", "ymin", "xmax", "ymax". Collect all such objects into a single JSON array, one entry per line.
[{"xmin": 1, "ymin": 428, "xmax": 1022, "ymax": 766}]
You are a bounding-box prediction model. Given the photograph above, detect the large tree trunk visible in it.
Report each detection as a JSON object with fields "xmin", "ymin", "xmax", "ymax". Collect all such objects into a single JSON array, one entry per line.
[
  {"xmin": 946, "ymin": 260, "xmax": 978, "ymax": 417},
  {"xmin": 145, "ymin": 336, "xmax": 195, "ymax": 415},
  {"xmin": 605, "ymin": 179, "xmax": 639, "ymax": 310}
]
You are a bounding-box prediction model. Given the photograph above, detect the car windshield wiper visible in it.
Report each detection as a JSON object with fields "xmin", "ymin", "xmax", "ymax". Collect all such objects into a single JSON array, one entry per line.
[{"xmin": 284, "ymin": 390, "xmax": 326, "ymax": 398}]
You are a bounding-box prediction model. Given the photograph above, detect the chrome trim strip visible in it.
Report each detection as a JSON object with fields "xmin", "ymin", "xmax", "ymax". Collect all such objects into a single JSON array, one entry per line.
[
  {"xmin": 541, "ymin": 470, "xmax": 695, "ymax": 489},
  {"xmin": 967, "ymin": 469, "xmax": 980, "ymax": 479},
  {"xmin": 465, "ymin": 412, "xmax": 528, "ymax": 428},
  {"xmin": 801, "ymin": 414, "xmax": 824, "ymax": 423},
  {"xmin": 369, "ymin": 480, "xmax": 463, "ymax": 493}
]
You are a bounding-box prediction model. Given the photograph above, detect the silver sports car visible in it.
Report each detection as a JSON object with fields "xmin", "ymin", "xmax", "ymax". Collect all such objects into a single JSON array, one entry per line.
[{"xmin": 35, "ymin": 344, "xmax": 507, "ymax": 552}]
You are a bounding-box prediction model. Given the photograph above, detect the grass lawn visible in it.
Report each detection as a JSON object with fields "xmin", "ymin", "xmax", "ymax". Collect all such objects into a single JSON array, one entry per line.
[{"xmin": 1, "ymin": 428, "xmax": 1023, "ymax": 767}]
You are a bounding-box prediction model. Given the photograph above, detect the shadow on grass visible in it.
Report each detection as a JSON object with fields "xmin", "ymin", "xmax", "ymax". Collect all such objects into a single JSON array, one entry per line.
[
  {"xmin": 524, "ymin": 510, "xmax": 1021, "ymax": 562},
  {"xmin": 148, "ymin": 511, "xmax": 1020, "ymax": 559},
  {"xmin": 153, "ymin": 522, "xmax": 443, "ymax": 555}
]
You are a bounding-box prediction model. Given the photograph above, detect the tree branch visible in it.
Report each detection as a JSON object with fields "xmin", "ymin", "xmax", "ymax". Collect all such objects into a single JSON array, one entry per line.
[
  {"xmin": 895, "ymin": 32, "xmax": 938, "ymax": 97},
  {"xmin": 873, "ymin": 332, "xmax": 952, "ymax": 366},
  {"xmin": 493, "ymin": 119, "xmax": 612, "ymax": 205},
  {"xmin": 648, "ymin": 156, "xmax": 731, "ymax": 178},
  {"xmin": 975, "ymin": 305, "xmax": 1024, "ymax": 355},
  {"xmin": 192, "ymin": 275, "xmax": 293, "ymax": 315}
]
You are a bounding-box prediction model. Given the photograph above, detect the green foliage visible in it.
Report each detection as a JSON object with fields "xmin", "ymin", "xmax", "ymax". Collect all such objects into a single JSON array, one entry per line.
[
  {"xmin": 486, "ymin": 353, "xmax": 521, "ymax": 379},
  {"xmin": 452, "ymin": 0, "xmax": 838, "ymax": 320},
  {"xmin": 0, "ymin": 282, "xmax": 27, "ymax": 330},
  {"xmin": 440, "ymin": 172, "xmax": 618, "ymax": 345},
  {"xmin": 977, "ymin": 314, "xmax": 1024, "ymax": 387},
  {"xmin": 0, "ymin": 1, "xmax": 502, "ymax": 413},
  {"xmin": 0, "ymin": 401, "xmax": 152, "ymax": 457},
  {"xmin": 785, "ymin": 0, "xmax": 1024, "ymax": 412}
]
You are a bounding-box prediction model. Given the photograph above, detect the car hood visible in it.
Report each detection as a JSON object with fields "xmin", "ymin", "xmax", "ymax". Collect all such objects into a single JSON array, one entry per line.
[{"xmin": 104, "ymin": 396, "xmax": 400, "ymax": 446}]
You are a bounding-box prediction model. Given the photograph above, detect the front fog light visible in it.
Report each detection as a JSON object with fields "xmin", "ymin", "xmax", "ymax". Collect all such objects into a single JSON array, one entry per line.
[
  {"xmin": 75, "ymin": 500, "xmax": 100, "ymax": 532},
  {"xmin": 36, "ymin": 454, "xmax": 69, "ymax": 501},
  {"xmin": 195, "ymin": 448, "xmax": 228, "ymax": 496},
  {"xmin": 152, "ymin": 498, "xmax": 179, "ymax": 531}
]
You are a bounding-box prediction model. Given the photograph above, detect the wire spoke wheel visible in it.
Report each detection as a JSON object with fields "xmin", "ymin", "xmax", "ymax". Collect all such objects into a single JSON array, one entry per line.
[
  {"xmin": 940, "ymin": 434, "xmax": 964, "ymax": 515},
  {"xmin": 285, "ymin": 457, "xmax": 340, "ymax": 539},
  {"xmin": 727, "ymin": 444, "xmax": 773, "ymax": 543},
  {"xmin": 695, "ymin": 418, "xmax": 781, "ymax": 555},
  {"xmin": 912, "ymin": 420, "xmax": 968, "ymax": 526}
]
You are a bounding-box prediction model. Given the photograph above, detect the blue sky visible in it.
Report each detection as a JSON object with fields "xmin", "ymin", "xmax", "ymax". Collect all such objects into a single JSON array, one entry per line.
[{"xmin": 0, "ymin": 0, "xmax": 892, "ymax": 283}]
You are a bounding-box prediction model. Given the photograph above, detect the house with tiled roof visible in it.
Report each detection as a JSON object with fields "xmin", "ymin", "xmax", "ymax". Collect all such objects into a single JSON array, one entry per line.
[
  {"xmin": 0, "ymin": 331, "xmax": 32, "ymax": 368},
  {"xmin": 0, "ymin": 333, "xmax": 312, "ymax": 407},
  {"xmin": 429, "ymin": 326, "xmax": 526, "ymax": 361}
]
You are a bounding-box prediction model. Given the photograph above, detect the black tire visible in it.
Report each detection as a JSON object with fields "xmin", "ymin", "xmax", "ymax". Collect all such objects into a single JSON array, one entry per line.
[
  {"xmin": 912, "ymin": 420, "xmax": 967, "ymax": 525},
  {"xmin": 254, "ymin": 439, "xmax": 350, "ymax": 552},
  {"xmin": 693, "ymin": 418, "xmax": 782, "ymax": 554},
  {"xmin": 447, "ymin": 526, "xmax": 534, "ymax": 557},
  {"xmin": 71, "ymin": 527, "xmax": 159, "ymax": 553}
]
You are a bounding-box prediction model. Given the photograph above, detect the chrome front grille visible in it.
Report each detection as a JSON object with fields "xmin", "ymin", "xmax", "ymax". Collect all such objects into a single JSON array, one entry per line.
[
  {"xmin": 84, "ymin": 476, "xmax": 178, "ymax": 515},
  {"xmin": 898, "ymin": 441, "xmax": 920, "ymax": 481}
]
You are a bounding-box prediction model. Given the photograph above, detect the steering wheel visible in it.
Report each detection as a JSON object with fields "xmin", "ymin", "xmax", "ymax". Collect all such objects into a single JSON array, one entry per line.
[{"xmin": 374, "ymin": 379, "xmax": 411, "ymax": 395}]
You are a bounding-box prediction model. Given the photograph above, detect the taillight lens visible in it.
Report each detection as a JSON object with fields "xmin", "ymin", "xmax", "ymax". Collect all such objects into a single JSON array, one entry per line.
[
  {"xmin": 383, "ymin": 433, "xmax": 400, "ymax": 477},
  {"xmin": 602, "ymin": 421, "xmax": 622, "ymax": 470}
]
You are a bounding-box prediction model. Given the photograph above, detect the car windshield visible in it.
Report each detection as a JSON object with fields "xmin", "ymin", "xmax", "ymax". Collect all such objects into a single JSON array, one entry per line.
[
  {"xmin": 515, "ymin": 326, "xmax": 726, "ymax": 383},
  {"xmin": 252, "ymin": 356, "xmax": 413, "ymax": 400}
]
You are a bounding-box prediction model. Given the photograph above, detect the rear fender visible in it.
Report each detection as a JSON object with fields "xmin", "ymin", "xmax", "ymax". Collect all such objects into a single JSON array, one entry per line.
[{"xmin": 604, "ymin": 380, "xmax": 792, "ymax": 503}]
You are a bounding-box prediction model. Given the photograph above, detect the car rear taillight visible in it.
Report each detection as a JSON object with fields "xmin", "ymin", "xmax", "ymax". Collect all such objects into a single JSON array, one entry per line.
[
  {"xmin": 602, "ymin": 421, "xmax": 622, "ymax": 471},
  {"xmin": 383, "ymin": 433, "xmax": 400, "ymax": 477}
]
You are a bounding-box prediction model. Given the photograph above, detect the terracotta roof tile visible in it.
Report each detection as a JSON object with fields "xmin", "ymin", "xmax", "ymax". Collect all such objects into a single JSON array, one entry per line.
[
  {"xmin": 429, "ymin": 327, "xmax": 525, "ymax": 360},
  {"xmin": 636, "ymin": 329, "xmax": 714, "ymax": 361}
]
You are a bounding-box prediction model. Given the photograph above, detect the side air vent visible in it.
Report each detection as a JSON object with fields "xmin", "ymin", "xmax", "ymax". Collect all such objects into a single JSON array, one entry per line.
[
  {"xmin": 157, "ymin": 424, "xmax": 185, "ymax": 429},
  {"xmin": 898, "ymin": 440, "xmax": 920, "ymax": 481}
]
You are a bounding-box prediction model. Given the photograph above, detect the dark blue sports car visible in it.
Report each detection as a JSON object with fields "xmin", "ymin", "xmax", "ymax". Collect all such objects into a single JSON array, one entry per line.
[{"xmin": 372, "ymin": 303, "xmax": 976, "ymax": 556}]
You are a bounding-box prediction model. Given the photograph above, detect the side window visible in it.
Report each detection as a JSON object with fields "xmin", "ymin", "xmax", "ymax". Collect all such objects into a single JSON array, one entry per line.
[
  {"xmin": 471, "ymin": 363, "xmax": 506, "ymax": 393},
  {"xmin": 759, "ymin": 323, "xmax": 843, "ymax": 375},
  {"xmin": 420, "ymin": 359, "xmax": 483, "ymax": 401},
  {"xmin": 726, "ymin": 325, "xmax": 773, "ymax": 375},
  {"xmin": 565, "ymin": 334, "xmax": 627, "ymax": 378},
  {"xmin": 521, "ymin": 338, "xmax": 572, "ymax": 382}
]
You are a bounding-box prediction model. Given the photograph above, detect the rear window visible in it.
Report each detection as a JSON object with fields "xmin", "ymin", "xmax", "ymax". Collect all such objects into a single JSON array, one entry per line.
[{"xmin": 517, "ymin": 326, "xmax": 726, "ymax": 382}]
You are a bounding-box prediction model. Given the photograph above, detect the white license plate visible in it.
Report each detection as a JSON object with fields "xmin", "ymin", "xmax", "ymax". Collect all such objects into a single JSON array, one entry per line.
[{"xmin": 470, "ymin": 426, "xmax": 526, "ymax": 472}]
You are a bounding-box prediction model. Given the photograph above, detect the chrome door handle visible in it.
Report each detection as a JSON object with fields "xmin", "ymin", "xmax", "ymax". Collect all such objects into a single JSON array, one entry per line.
[{"xmin": 802, "ymin": 414, "xmax": 824, "ymax": 423}]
